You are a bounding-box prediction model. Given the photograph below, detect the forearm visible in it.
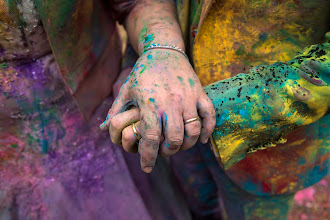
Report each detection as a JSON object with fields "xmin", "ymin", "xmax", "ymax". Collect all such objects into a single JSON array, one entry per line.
[{"xmin": 125, "ymin": 0, "xmax": 185, "ymax": 55}]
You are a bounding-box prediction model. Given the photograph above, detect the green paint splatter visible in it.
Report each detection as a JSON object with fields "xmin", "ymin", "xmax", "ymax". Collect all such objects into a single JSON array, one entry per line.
[
  {"xmin": 177, "ymin": 76, "xmax": 184, "ymax": 82},
  {"xmin": 139, "ymin": 65, "xmax": 148, "ymax": 74},
  {"xmin": 145, "ymin": 123, "xmax": 151, "ymax": 129},
  {"xmin": 139, "ymin": 25, "xmax": 155, "ymax": 49},
  {"xmin": 188, "ymin": 78, "xmax": 195, "ymax": 87},
  {"xmin": 139, "ymin": 25, "xmax": 147, "ymax": 42}
]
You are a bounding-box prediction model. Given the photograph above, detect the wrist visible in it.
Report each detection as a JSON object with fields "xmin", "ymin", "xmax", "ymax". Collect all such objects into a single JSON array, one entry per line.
[
  {"xmin": 143, "ymin": 44, "xmax": 188, "ymax": 60},
  {"xmin": 137, "ymin": 25, "xmax": 185, "ymax": 55}
]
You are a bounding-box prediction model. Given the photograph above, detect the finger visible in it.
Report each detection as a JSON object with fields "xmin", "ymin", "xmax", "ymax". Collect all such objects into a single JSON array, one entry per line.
[
  {"xmin": 108, "ymin": 108, "xmax": 140, "ymax": 145},
  {"xmin": 99, "ymin": 86, "xmax": 131, "ymax": 131},
  {"xmin": 139, "ymin": 109, "xmax": 162, "ymax": 173},
  {"xmin": 181, "ymin": 109, "xmax": 201, "ymax": 151},
  {"xmin": 159, "ymin": 109, "xmax": 184, "ymax": 157},
  {"xmin": 197, "ymin": 92, "xmax": 216, "ymax": 144},
  {"xmin": 122, "ymin": 121, "xmax": 141, "ymax": 154},
  {"xmin": 113, "ymin": 67, "xmax": 133, "ymax": 98}
]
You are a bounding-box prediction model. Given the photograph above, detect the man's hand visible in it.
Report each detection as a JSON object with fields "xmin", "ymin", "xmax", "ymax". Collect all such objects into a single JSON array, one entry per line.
[{"xmin": 101, "ymin": 49, "xmax": 215, "ymax": 173}]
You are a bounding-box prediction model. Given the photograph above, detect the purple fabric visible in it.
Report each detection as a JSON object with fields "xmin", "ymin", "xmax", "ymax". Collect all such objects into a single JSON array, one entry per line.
[{"xmin": 0, "ymin": 54, "xmax": 191, "ymax": 220}]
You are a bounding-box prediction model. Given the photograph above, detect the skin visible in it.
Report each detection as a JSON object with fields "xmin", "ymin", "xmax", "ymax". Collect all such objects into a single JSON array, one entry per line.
[{"xmin": 100, "ymin": 0, "xmax": 216, "ymax": 173}]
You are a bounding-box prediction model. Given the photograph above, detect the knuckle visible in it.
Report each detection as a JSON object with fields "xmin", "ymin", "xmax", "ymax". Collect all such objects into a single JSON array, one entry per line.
[
  {"xmin": 142, "ymin": 144, "xmax": 158, "ymax": 156},
  {"xmin": 187, "ymin": 126, "xmax": 201, "ymax": 137},
  {"xmin": 167, "ymin": 136, "xmax": 183, "ymax": 147},
  {"xmin": 109, "ymin": 118, "xmax": 121, "ymax": 130},
  {"xmin": 143, "ymin": 133, "xmax": 160, "ymax": 143},
  {"xmin": 202, "ymin": 127, "xmax": 213, "ymax": 136},
  {"xmin": 141, "ymin": 155, "xmax": 157, "ymax": 164}
]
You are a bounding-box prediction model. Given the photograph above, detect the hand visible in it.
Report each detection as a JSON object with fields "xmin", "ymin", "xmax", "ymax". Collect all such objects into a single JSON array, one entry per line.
[
  {"xmin": 106, "ymin": 108, "xmax": 165, "ymax": 154},
  {"xmin": 113, "ymin": 67, "xmax": 133, "ymax": 98},
  {"xmin": 100, "ymin": 49, "xmax": 215, "ymax": 173}
]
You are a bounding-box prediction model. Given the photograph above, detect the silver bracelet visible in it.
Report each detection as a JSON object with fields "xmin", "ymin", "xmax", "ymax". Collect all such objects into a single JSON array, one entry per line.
[{"xmin": 143, "ymin": 44, "xmax": 189, "ymax": 59}]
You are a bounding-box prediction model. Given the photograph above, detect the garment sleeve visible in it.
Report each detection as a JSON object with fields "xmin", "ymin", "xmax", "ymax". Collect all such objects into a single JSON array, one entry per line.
[{"xmin": 205, "ymin": 31, "xmax": 330, "ymax": 169}]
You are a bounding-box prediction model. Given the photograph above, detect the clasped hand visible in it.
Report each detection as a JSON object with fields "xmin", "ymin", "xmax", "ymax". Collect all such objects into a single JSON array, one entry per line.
[{"xmin": 100, "ymin": 49, "xmax": 216, "ymax": 173}]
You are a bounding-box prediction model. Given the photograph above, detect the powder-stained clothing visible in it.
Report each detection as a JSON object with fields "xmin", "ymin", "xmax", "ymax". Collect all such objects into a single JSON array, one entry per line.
[
  {"xmin": 173, "ymin": 0, "xmax": 330, "ymax": 218},
  {"xmin": 0, "ymin": 0, "xmax": 191, "ymax": 219}
]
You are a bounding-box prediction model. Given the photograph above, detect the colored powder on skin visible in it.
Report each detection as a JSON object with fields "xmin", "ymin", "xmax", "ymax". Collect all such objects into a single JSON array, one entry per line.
[
  {"xmin": 123, "ymin": 76, "xmax": 129, "ymax": 84},
  {"xmin": 177, "ymin": 76, "xmax": 184, "ymax": 83},
  {"xmin": 188, "ymin": 78, "xmax": 195, "ymax": 87},
  {"xmin": 145, "ymin": 123, "xmax": 151, "ymax": 130},
  {"xmin": 164, "ymin": 113, "xmax": 168, "ymax": 130},
  {"xmin": 144, "ymin": 34, "xmax": 154, "ymax": 44},
  {"xmin": 147, "ymin": 54, "xmax": 153, "ymax": 60},
  {"xmin": 139, "ymin": 65, "xmax": 148, "ymax": 74},
  {"xmin": 147, "ymin": 98, "xmax": 159, "ymax": 109},
  {"xmin": 139, "ymin": 25, "xmax": 147, "ymax": 43}
]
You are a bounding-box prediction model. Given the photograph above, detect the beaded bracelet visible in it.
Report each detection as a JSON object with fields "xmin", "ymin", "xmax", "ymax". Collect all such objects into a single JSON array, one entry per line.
[{"xmin": 143, "ymin": 44, "xmax": 189, "ymax": 59}]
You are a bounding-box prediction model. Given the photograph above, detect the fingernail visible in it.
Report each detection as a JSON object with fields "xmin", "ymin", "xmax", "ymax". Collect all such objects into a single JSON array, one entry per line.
[
  {"xmin": 201, "ymin": 137, "xmax": 209, "ymax": 144},
  {"xmin": 144, "ymin": 167, "xmax": 153, "ymax": 173},
  {"xmin": 99, "ymin": 120, "xmax": 106, "ymax": 130}
]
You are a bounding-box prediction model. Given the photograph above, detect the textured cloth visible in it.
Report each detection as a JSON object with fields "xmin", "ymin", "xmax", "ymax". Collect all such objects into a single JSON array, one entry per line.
[
  {"xmin": 0, "ymin": 0, "xmax": 191, "ymax": 219},
  {"xmin": 173, "ymin": 0, "xmax": 330, "ymax": 218},
  {"xmin": 175, "ymin": 0, "xmax": 330, "ymax": 195}
]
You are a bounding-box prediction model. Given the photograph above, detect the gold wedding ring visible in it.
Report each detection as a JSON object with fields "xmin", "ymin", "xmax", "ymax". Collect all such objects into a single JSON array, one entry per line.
[
  {"xmin": 184, "ymin": 117, "xmax": 200, "ymax": 125},
  {"xmin": 132, "ymin": 122, "xmax": 141, "ymax": 140}
]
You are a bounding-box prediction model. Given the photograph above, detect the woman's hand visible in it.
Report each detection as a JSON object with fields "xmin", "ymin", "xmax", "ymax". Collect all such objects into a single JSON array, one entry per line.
[
  {"xmin": 112, "ymin": 67, "xmax": 132, "ymax": 98},
  {"xmin": 101, "ymin": 49, "xmax": 215, "ymax": 173},
  {"xmin": 106, "ymin": 108, "xmax": 164, "ymax": 155}
]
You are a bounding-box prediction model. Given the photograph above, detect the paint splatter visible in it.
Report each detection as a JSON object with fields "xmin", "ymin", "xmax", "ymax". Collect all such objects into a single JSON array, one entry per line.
[{"xmin": 188, "ymin": 78, "xmax": 195, "ymax": 87}]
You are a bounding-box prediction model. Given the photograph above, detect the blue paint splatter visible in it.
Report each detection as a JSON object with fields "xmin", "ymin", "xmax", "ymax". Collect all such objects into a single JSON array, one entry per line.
[{"xmin": 144, "ymin": 34, "xmax": 154, "ymax": 43}]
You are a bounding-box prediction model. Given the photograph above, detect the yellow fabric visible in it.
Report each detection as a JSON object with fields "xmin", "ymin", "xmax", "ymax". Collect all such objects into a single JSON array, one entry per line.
[{"xmin": 193, "ymin": 0, "xmax": 330, "ymax": 85}]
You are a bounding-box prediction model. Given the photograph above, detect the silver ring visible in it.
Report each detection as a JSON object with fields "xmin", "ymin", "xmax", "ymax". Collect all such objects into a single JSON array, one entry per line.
[
  {"xmin": 184, "ymin": 117, "xmax": 200, "ymax": 125},
  {"xmin": 132, "ymin": 123, "xmax": 141, "ymax": 140}
]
